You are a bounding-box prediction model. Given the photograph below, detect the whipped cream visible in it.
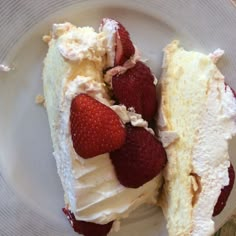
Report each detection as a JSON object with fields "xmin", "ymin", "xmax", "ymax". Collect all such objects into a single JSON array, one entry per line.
[
  {"xmin": 52, "ymin": 22, "xmax": 76, "ymax": 38},
  {"xmin": 208, "ymin": 48, "xmax": 224, "ymax": 63},
  {"xmin": 111, "ymin": 105, "xmax": 154, "ymax": 134},
  {"xmin": 99, "ymin": 18, "xmax": 118, "ymax": 68},
  {"xmin": 191, "ymin": 82, "xmax": 236, "ymax": 235},
  {"xmin": 158, "ymin": 131, "xmax": 179, "ymax": 148},
  {"xmin": 53, "ymin": 23, "xmax": 107, "ymax": 62},
  {"xmin": 66, "ymin": 76, "xmax": 111, "ymax": 106}
]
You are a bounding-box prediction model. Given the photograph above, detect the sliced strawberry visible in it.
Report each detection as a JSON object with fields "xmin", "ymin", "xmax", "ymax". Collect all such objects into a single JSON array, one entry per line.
[
  {"xmin": 70, "ymin": 94, "xmax": 126, "ymax": 158},
  {"xmin": 110, "ymin": 125, "xmax": 167, "ymax": 188},
  {"xmin": 62, "ymin": 208, "xmax": 113, "ymax": 236},
  {"xmin": 213, "ymin": 163, "xmax": 235, "ymax": 216},
  {"xmin": 115, "ymin": 22, "xmax": 135, "ymax": 66},
  {"xmin": 112, "ymin": 61, "xmax": 157, "ymax": 121},
  {"xmin": 100, "ymin": 18, "xmax": 135, "ymax": 66}
]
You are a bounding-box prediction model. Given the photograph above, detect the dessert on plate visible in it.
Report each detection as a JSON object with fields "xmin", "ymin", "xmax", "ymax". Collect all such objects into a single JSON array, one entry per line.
[
  {"xmin": 158, "ymin": 40, "xmax": 236, "ymax": 236},
  {"xmin": 42, "ymin": 18, "xmax": 166, "ymax": 236},
  {"xmin": 42, "ymin": 18, "xmax": 236, "ymax": 236}
]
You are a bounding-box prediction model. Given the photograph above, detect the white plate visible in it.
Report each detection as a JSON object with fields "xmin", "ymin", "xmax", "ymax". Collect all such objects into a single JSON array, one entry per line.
[{"xmin": 1, "ymin": 0, "xmax": 236, "ymax": 235}]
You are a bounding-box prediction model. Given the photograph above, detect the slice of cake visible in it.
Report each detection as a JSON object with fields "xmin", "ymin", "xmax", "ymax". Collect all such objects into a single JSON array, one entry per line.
[
  {"xmin": 43, "ymin": 19, "xmax": 166, "ymax": 236},
  {"xmin": 158, "ymin": 40, "xmax": 236, "ymax": 236}
]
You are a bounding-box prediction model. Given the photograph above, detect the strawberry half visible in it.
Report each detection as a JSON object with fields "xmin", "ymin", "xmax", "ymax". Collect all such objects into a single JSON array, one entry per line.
[
  {"xmin": 115, "ymin": 21, "xmax": 135, "ymax": 66},
  {"xmin": 112, "ymin": 61, "xmax": 157, "ymax": 121},
  {"xmin": 100, "ymin": 18, "xmax": 135, "ymax": 66},
  {"xmin": 62, "ymin": 208, "xmax": 113, "ymax": 236},
  {"xmin": 213, "ymin": 163, "xmax": 235, "ymax": 216},
  {"xmin": 110, "ymin": 125, "xmax": 167, "ymax": 188},
  {"xmin": 70, "ymin": 94, "xmax": 126, "ymax": 158}
]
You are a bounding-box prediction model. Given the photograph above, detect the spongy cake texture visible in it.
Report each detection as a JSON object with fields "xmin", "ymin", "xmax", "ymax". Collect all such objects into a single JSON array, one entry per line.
[{"xmin": 158, "ymin": 41, "xmax": 236, "ymax": 236}]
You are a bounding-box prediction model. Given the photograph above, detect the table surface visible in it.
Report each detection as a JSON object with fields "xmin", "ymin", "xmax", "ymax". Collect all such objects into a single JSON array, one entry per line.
[{"xmin": 215, "ymin": 214, "xmax": 236, "ymax": 235}]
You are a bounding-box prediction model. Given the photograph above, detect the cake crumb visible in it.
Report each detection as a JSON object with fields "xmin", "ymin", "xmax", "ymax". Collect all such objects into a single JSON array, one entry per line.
[
  {"xmin": 111, "ymin": 220, "xmax": 121, "ymax": 232},
  {"xmin": 35, "ymin": 94, "xmax": 45, "ymax": 105},
  {"xmin": 208, "ymin": 48, "xmax": 224, "ymax": 64},
  {"xmin": 42, "ymin": 35, "xmax": 51, "ymax": 43},
  {"xmin": 0, "ymin": 64, "xmax": 11, "ymax": 72}
]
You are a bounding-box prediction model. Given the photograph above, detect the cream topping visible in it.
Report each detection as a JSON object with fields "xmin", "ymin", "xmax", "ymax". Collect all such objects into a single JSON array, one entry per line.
[
  {"xmin": 54, "ymin": 24, "xmax": 107, "ymax": 62},
  {"xmin": 208, "ymin": 48, "xmax": 224, "ymax": 64},
  {"xmin": 52, "ymin": 22, "xmax": 76, "ymax": 38},
  {"xmin": 191, "ymin": 82, "xmax": 236, "ymax": 235},
  {"xmin": 66, "ymin": 76, "xmax": 111, "ymax": 106},
  {"xmin": 111, "ymin": 105, "xmax": 154, "ymax": 135},
  {"xmin": 159, "ymin": 131, "xmax": 179, "ymax": 148},
  {"xmin": 99, "ymin": 18, "xmax": 118, "ymax": 68}
]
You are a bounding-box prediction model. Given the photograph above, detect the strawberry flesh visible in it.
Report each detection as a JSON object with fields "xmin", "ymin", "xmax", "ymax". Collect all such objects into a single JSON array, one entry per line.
[
  {"xmin": 213, "ymin": 163, "xmax": 235, "ymax": 216},
  {"xmin": 70, "ymin": 94, "xmax": 126, "ymax": 158},
  {"xmin": 62, "ymin": 208, "xmax": 113, "ymax": 236},
  {"xmin": 115, "ymin": 22, "xmax": 135, "ymax": 66},
  {"xmin": 110, "ymin": 125, "xmax": 167, "ymax": 188},
  {"xmin": 112, "ymin": 61, "xmax": 157, "ymax": 121}
]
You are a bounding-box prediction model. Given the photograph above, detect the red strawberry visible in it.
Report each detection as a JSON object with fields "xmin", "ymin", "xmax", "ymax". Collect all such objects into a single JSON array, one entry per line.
[
  {"xmin": 70, "ymin": 94, "xmax": 126, "ymax": 158},
  {"xmin": 213, "ymin": 163, "xmax": 235, "ymax": 216},
  {"xmin": 115, "ymin": 21, "xmax": 135, "ymax": 66},
  {"xmin": 100, "ymin": 18, "xmax": 135, "ymax": 66},
  {"xmin": 110, "ymin": 125, "xmax": 167, "ymax": 188},
  {"xmin": 112, "ymin": 61, "xmax": 157, "ymax": 121},
  {"xmin": 62, "ymin": 208, "xmax": 113, "ymax": 236}
]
